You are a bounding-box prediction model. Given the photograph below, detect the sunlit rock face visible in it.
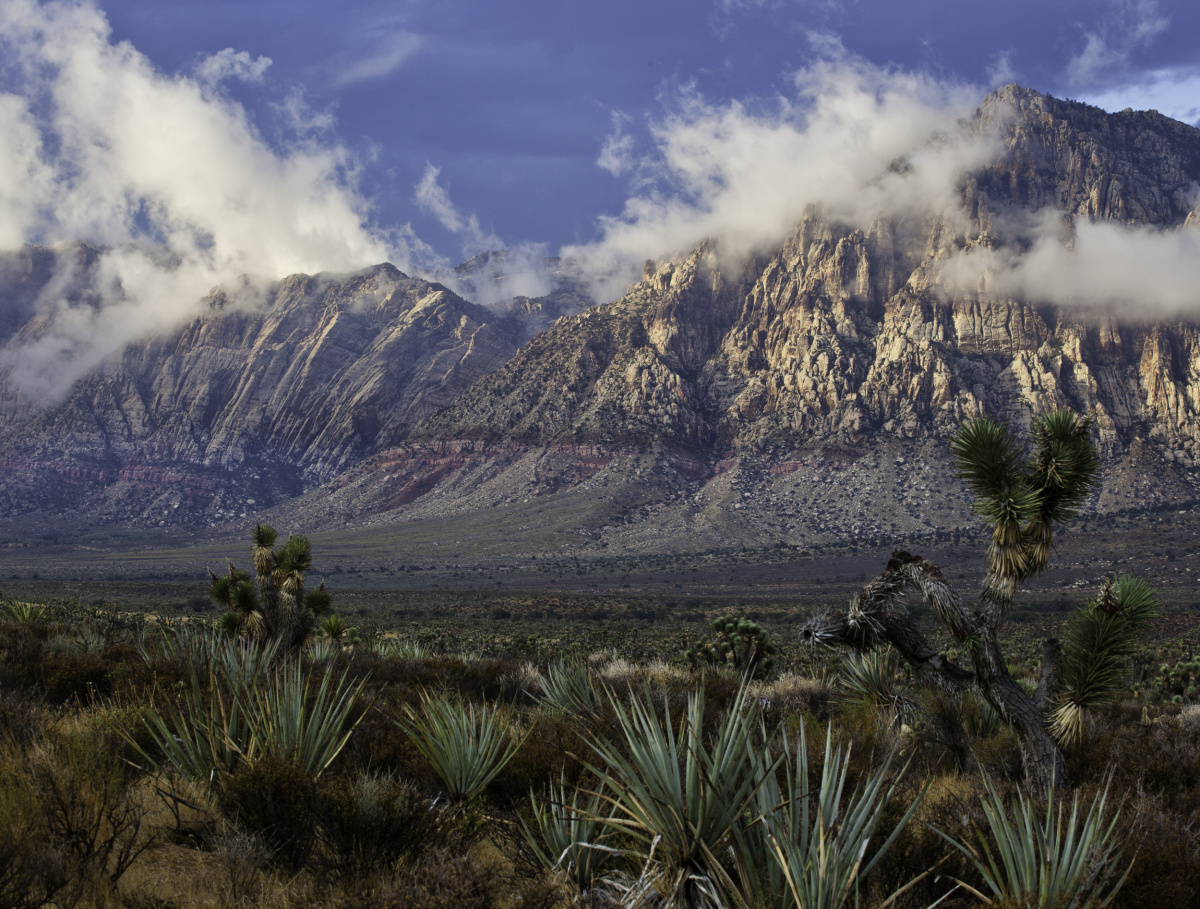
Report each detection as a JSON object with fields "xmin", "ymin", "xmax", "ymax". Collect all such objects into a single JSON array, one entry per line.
[{"xmin": 1, "ymin": 85, "xmax": 1199, "ymax": 539}]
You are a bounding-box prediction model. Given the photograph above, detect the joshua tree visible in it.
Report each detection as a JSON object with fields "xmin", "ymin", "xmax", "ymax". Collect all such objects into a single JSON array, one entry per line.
[
  {"xmin": 686, "ymin": 615, "xmax": 777, "ymax": 679},
  {"xmin": 210, "ymin": 523, "xmax": 332, "ymax": 653},
  {"xmin": 801, "ymin": 408, "xmax": 1149, "ymax": 793}
]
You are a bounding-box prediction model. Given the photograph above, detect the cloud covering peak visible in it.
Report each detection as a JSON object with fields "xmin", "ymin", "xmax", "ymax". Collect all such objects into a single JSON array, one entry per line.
[{"xmin": 0, "ymin": 0, "xmax": 417, "ymax": 397}]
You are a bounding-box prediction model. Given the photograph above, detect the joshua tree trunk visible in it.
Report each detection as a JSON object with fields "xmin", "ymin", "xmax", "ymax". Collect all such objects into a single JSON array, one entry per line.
[{"xmin": 802, "ymin": 551, "xmax": 1068, "ymax": 792}]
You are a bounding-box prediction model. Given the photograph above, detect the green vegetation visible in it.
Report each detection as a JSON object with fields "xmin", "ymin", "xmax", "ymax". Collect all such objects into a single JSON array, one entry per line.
[
  {"xmin": 685, "ymin": 614, "xmax": 777, "ymax": 678},
  {"xmin": 209, "ymin": 523, "xmax": 333, "ymax": 651},
  {"xmin": 806, "ymin": 409, "xmax": 1155, "ymax": 793},
  {"xmin": 0, "ymin": 594, "xmax": 1198, "ymax": 906}
]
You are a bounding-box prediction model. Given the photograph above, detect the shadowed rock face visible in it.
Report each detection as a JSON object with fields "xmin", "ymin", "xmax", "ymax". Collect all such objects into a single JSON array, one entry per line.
[
  {"xmin": 0, "ymin": 263, "xmax": 576, "ymax": 523},
  {"xmin": 1, "ymin": 85, "xmax": 1200, "ymax": 541}
]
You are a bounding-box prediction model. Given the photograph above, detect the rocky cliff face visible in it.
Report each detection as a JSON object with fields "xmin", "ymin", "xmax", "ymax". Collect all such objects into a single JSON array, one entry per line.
[
  {"xmin": 0, "ymin": 262, "xmax": 585, "ymax": 524},
  {"xmin": 1, "ymin": 85, "xmax": 1199, "ymax": 551},
  {"xmin": 423, "ymin": 87, "xmax": 1200, "ymax": 465}
]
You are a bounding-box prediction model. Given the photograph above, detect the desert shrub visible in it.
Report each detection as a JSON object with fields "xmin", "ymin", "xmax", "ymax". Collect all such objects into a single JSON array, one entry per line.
[
  {"xmin": 750, "ymin": 672, "xmax": 834, "ymax": 728},
  {"xmin": 209, "ymin": 825, "xmax": 272, "ymax": 904},
  {"xmin": 42, "ymin": 651, "xmax": 114, "ymax": 704},
  {"xmin": 324, "ymin": 847, "xmax": 560, "ymax": 909},
  {"xmin": 0, "ymin": 754, "xmax": 53, "ymax": 909},
  {"xmin": 316, "ymin": 771, "xmax": 442, "ymax": 879},
  {"xmin": 10, "ymin": 733, "xmax": 152, "ymax": 909},
  {"xmin": 489, "ymin": 708, "xmax": 591, "ymax": 804},
  {"xmin": 218, "ymin": 753, "xmax": 319, "ymax": 869},
  {"xmin": 1110, "ymin": 788, "xmax": 1200, "ymax": 908}
]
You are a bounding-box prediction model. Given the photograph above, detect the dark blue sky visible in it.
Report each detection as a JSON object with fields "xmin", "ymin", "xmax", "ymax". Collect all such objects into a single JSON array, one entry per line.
[{"xmin": 23, "ymin": 0, "xmax": 1200, "ymax": 262}]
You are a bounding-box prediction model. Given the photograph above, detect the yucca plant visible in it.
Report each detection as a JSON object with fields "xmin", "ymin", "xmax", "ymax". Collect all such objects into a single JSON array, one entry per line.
[
  {"xmin": 583, "ymin": 684, "xmax": 769, "ymax": 907},
  {"xmin": 136, "ymin": 659, "xmax": 366, "ymax": 785},
  {"xmin": 210, "ymin": 523, "xmax": 333, "ymax": 653},
  {"xmin": 686, "ymin": 615, "xmax": 777, "ymax": 679},
  {"xmin": 735, "ymin": 724, "xmax": 923, "ymax": 909},
  {"xmin": 522, "ymin": 776, "xmax": 614, "ymax": 894},
  {"xmin": 2, "ymin": 601, "xmax": 51, "ymax": 623},
  {"xmin": 937, "ymin": 776, "xmax": 1131, "ymax": 908},
  {"xmin": 397, "ymin": 693, "xmax": 528, "ymax": 800},
  {"xmin": 136, "ymin": 653, "xmax": 248, "ymax": 787},
  {"xmin": 372, "ymin": 636, "xmax": 429, "ymax": 660},
  {"xmin": 536, "ymin": 658, "xmax": 600, "ymax": 717},
  {"xmin": 235, "ymin": 662, "xmax": 368, "ymax": 776},
  {"xmin": 1051, "ymin": 575, "xmax": 1159, "ymax": 744},
  {"xmin": 837, "ymin": 647, "xmax": 916, "ymax": 727}
]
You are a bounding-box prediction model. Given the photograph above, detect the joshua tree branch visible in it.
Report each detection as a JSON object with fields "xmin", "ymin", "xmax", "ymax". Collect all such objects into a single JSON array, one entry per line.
[{"xmin": 803, "ymin": 549, "xmax": 1068, "ymax": 792}]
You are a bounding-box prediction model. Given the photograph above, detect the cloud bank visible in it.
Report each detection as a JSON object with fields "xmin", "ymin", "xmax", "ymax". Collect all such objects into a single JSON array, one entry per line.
[
  {"xmin": 939, "ymin": 212, "xmax": 1200, "ymax": 318},
  {"xmin": 565, "ymin": 52, "xmax": 993, "ymax": 301},
  {"xmin": 567, "ymin": 46, "xmax": 1200, "ymax": 316},
  {"xmin": 0, "ymin": 0, "xmax": 421, "ymax": 399}
]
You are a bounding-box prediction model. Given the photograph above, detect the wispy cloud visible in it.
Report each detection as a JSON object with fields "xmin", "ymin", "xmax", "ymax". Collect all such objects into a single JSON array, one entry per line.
[
  {"xmin": 195, "ymin": 48, "xmax": 272, "ymax": 86},
  {"xmin": 332, "ymin": 30, "xmax": 422, "ymax": 87},
  {"xmin": 1064, "ymin": 0, "xmax": 1168, "ymax": 90},
  {"xmin": 415, "ymin": 164, "xmax": 502, "ymax": 254}
]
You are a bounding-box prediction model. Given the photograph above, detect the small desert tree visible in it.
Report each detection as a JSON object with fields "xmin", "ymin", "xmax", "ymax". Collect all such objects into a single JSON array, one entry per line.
[
  {"xmin": 801, "ymin": 408, "xmax": 1152, "ymax": 793},
  {"xmin": 210, "ymin": 523, "xmax": 332, "ymax": 653}
]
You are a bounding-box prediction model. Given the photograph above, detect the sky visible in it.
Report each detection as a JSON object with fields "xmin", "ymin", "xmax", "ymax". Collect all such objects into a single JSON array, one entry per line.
[
  {"xmin": 1, "ymin": 0, "xmax": 1199, "ymax": 397},
  {"xmin": 7, "ymin": 0, "xmax": 1200, "ymax": 264}
]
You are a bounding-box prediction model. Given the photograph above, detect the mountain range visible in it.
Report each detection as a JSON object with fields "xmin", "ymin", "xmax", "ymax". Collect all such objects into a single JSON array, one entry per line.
[{"xmin": 2, "ymin": 84, "xmax": 1199, "ymax": 559}]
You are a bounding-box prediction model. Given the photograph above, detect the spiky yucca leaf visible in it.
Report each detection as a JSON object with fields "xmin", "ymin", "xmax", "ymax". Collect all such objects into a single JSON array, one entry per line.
[
  {"xmin": 236, "ymin": 662, "xmax": 367, "ymax": 776},
  {"xmin": 837, "ymin": 647, "xmax": 916, "ymax": 727},
  {"xmin": 135, "ymin": 651, "xmax": 363, "ymax": 786},
  {"xmin": 135, "ymin": 660, "xmax": 246, "ymax": 787},
  {"xmin": 1052, "ymin": 575, "xmax": 1159, "ymax": 744},
  {"xmin": 952, "ymin": 409, "xmax": 1099, "ymax": 587},
  {"xmin": 735, "ymin": 725, "xmax": 923, "ymax": 909},
  {"xmin": 1028, "ymin": 408, "xmax": 1099, "ymax": 521},
  {"xmin": 952, "ymin": 416, "xmax": 1040, "ymax": 579},
  {"xmin": 536, "ymin": 658, "xmax": 600, "ymax": 716},
  {"xmin": 937, "ymin": 776, "xmax": 1130, "ymax": 908},
  {"xmin": 2, "ymin": 601, "xmax": 51, "ymax": 623},
  {"xmin": 397, "ymin": 693, "xmax": 527, "ymax": 799},
  {"xmin": 522, "ymin": 777, "xmax": 613, "ymax": 893},
  {"xmin": 583, "ymin": 685, "xmax": 770, "ymax": 907},
  {"xmin": 372, "ymin": 637, "xmax": 428, "ymax": 660}
]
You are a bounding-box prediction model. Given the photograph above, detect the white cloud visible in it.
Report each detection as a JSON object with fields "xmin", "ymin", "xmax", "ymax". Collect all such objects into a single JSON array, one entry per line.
[
  {"xmin": 938, "ymin": 212, "xmax": 1200, "ymax": 317},
  {"xmin": 565, "ymin": 50, "xmax": 994, "ymax": 301},
  {"xmin": 333, "ymin": 30, "xmax": 421, "ymax": 87},
  {"xmin": 0, "ymin": 0, "xmax": 428, "ymax": 401},
  {"xmin": 195, "ymin": 48, "xmax": 272, "ymax": 86},
  {"xmin": 1064, "ymin": 0, "xmax": 1168, "ymax": 90},
  {"xmin": 986, "ymin": 50, "xmax": 1018, "ymax": 88},
  {"xmin": 598, "ymin": 112, "xmax": 635, "ymax": 177},
  {"xmin": 414, "ymin": 164, "xmax": 502, "ymax": 254},
  {"xmin": 1079, "ymin": 66, "xmax": 1200, "ymax": 126}
]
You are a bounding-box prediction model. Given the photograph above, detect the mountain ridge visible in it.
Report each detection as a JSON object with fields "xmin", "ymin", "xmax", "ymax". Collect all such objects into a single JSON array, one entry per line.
[{"xmin": 1, "ymin": 84, "xmax": 1199, "ymax": 554}]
